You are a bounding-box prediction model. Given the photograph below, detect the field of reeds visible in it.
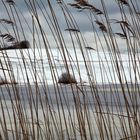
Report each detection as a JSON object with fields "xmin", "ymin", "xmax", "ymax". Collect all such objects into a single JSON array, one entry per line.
[{"xmin": 0, "ymin": 0, "xmax": 140, "ymax": 139}]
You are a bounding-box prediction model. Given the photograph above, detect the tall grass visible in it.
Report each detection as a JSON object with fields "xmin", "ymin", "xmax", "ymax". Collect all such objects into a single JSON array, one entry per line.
[{"xmin": 0, "ymin": 0, "xmax": 140, "ymax": 139}]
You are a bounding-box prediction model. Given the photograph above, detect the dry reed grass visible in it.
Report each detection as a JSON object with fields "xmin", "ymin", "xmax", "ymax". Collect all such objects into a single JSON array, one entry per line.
[{"xmin": 0, "ymin": 0, "xmax": 140, "ymax": 139}]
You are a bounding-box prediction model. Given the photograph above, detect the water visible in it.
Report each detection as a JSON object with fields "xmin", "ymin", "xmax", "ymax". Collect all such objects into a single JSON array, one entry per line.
[
  {"xmin": 0, "ymin": 87, "xmax": 137, "ymax": 140},
  {"xmin": 0, "ymin": 48, "xmax": 139, "ymax": 139}
]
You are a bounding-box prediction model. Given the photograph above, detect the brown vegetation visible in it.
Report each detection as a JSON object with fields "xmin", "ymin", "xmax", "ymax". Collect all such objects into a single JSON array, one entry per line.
[{"xmin": 0, "ymin": 0, "xmax": 140, "ymax": 139}]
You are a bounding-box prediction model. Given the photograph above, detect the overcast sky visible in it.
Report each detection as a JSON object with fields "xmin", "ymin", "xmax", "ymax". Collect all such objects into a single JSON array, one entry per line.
[{"xmin": 0, "ymin": 0, "xmax": 139, "ymax": 51}]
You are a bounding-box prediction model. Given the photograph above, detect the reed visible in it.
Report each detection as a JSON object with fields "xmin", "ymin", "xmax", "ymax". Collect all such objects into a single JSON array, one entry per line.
[{"xmin": 0, "ymin": 0, "xmax": 140, "ymax": 139}]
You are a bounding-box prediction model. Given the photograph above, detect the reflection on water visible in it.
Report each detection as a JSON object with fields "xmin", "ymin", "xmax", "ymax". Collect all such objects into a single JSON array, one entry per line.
[
  {"xmin": 0, "ymin": 84, "xmax": 138, "ymax": 139},
  {"xmin": 0, "ymin": 100, "xmax": 134, "ymax": 140},
  {"xmin": 0, "ymin": 49, "xmax": 139, "ymax": 139}
]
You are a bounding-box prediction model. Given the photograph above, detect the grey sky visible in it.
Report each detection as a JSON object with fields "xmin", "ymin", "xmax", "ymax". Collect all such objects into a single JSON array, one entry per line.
[{"xmin": 0, "ymin": 0, "xmax": 139, "ymax": 51}]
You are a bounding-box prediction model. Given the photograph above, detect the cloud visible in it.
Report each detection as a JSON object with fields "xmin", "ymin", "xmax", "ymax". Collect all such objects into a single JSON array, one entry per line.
[{"xmin": 0, "ymin": 0, "xmax": 139, "ymax": 51}]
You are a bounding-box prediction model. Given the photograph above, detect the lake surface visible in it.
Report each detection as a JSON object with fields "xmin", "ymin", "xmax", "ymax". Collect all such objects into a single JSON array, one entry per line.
[
  {"xmin": 0, "ymin": 84, "xmax": 139, "ymax": 139},
  {"xmin": 0, "ymin": 48, "xmax": 139, "ymax": 139}
]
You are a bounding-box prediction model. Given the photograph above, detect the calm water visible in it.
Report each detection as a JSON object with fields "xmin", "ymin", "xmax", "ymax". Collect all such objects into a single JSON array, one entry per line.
[
  {"xmin": 1, "ymin": 84, "xmax": 138, "ymax": 140},
  {"xmin": 0, "ymin": 48, "xmax": 139, "ymax": 139}
]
